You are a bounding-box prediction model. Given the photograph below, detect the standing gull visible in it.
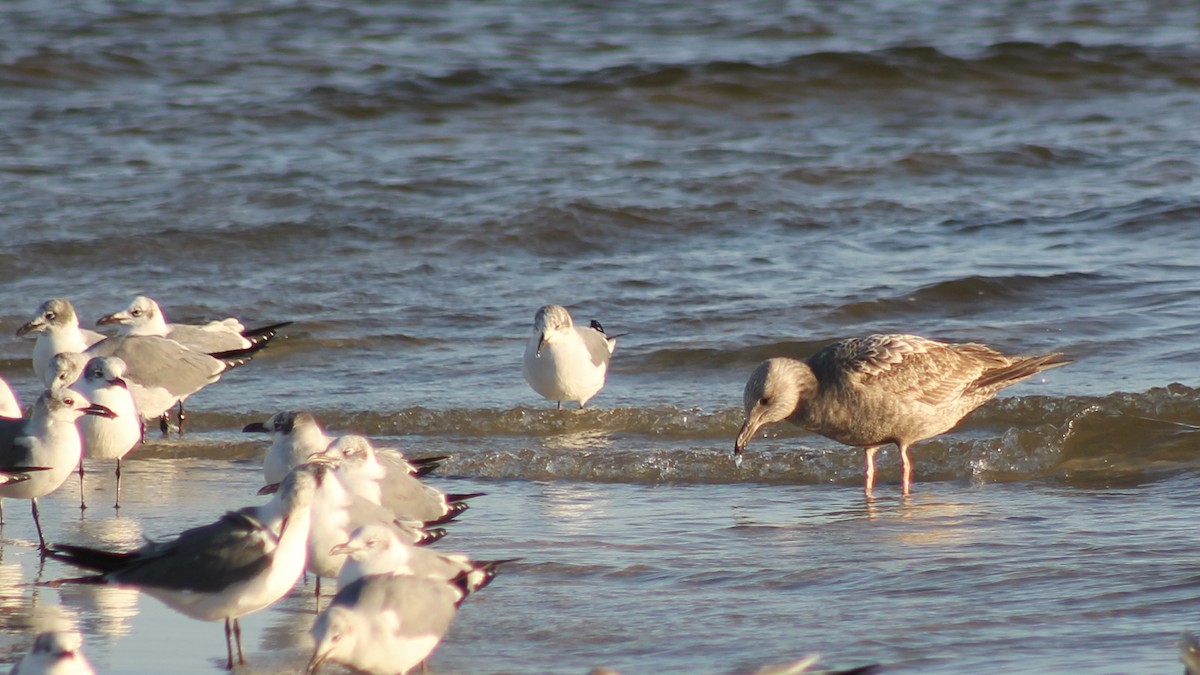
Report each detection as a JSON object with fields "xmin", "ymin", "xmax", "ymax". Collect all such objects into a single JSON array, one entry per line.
[
  {"xmin": 15, "ymin": 299, "xmax": 105, "ymax": 388},
  {"xmin": 48, "ymin": 463, "xmax": 320, "ymax": 669},
  {"xmin": 308, "ymin": 572, "xmax": 465, "ymax": 675},
  {"xmin": 46, "ymin": 352, "xmax": 91, "ymax": 510},
  {"xmin": 0, "ymin": 388, "xmax": 115, "ymax": 549},
  {"xmin": 522, "ymin": 304, "xmax": 617, "ymax": 409},
  {"xmin": 734, "ymin": 334, "xmax": 1071, "ymax": 494},
  {"xmin": 97, "ymin": 295, "xmax": 292, "ymax": 355},
  {"xmin": 76, "ymin": 357, "xmax": 142, "ymax": 509},
  {"xmin": 19, "ymin": 298, "xmax": 268, "ymax": 436}
]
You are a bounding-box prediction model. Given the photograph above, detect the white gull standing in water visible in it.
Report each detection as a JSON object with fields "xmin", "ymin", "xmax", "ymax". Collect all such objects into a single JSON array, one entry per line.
[
  {"xmin": 75, "ymin": 356, "xmax": 142, "ymax": 509},
  {"xmin": 0, "ymin": 388, "xmax": 115, "ymax": 550},
  {"xmin": 522, "ymin": 304, "xmax": 617, "ymax": 409},
  {"xmin": 735, "ymin": 334, "xmax": 1071, "ymax": 494},
  {"xmin": 18, "ymin": 298, "xmax": 267, "ymax": 436}
]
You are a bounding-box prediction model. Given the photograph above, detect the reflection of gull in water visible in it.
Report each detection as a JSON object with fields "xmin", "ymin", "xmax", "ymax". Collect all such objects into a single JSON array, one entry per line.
[
  {"xmin": 541, "ymin": 430, "xmax": 613, "ymax": 452},
  {"xmin": 53, "ymin": 584, "xmax": 140, "ymax": 640}
]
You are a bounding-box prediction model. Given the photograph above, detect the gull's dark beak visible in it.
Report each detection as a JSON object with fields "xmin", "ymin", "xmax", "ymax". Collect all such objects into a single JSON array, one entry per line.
[
  {"xmin": 15, "ymin": 318, "xmax": 44, "ymax": 337},
  {"xmin": 95, "ymin": 312, "xmax": 126, "ymax": 326},
  {"xmin": 82, "ymin": 403, "xmax": 117, "ymax": 419},
  {"xmin": 242, "ymin": 422, "xmax": 270, "ymax": 433},
  {"xmin": 110, "ymin": 377, "xmax": 128, "ymax": 390},
  {"xmin": 535, "ymin": 333, "xmax": 547, "ymax": 358},
  {"xmin": 328, "ymin": 541, "xmax": 355, "ymax": 557},
  {"xmin": 257, "ymin": 483, "xmax": 280, "ymax": 496}
]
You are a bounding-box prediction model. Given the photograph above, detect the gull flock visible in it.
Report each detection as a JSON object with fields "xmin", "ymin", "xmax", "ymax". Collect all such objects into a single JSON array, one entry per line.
[
  {"xmin": 3, "ymin": 296, "xmax": 510, "ymax": 674},
  {"xmin": 2, "ymin": 298, "xmax": 1078, "ymax": 673}
]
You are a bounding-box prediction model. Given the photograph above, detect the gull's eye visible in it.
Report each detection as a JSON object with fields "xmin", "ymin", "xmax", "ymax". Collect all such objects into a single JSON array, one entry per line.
[
  {"xmin": 45, "ymin": 311, "xmax": 56, "ymax": 320},
  {"xmin": 63, "ymin": 397, "xmax": 75, "ymax": 406},
  {"xmin": 131, "ymin": 309, "xmax": 142, "ymax": 317},
  {"xmin": 759, "ymin": 397, "xmax": 770, "ymax": 406}
]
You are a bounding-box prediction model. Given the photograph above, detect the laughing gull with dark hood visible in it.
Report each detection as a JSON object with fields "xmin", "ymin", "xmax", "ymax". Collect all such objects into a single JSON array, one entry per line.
[
  {"xmin": 48, "ymin": 462, "xmax": 320, "ymax": 669},
  {"xmin": 96, "ymin": 295, "xmax": 292, "ymax": 355},
  {"xmin": 522, "ymin": 304, "xmax": 618, "ymax": 409},
  {"xmin": 0, "ymin": 387, "xmax": 115, "ymax": 550}
]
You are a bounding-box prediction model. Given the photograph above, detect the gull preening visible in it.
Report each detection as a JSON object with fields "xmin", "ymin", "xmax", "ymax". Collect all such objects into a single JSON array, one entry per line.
[
  {"xmin": 735, "ymin": 334, "xmax": 1071, "ymax": 494},
  {"xmin": 0, "ymin": 388, "xmax": 115, "ymax": 549},
  {"xmin": 522, "ymin": 304, "xmax": 617, "ymax": 409},
  {"xmin": 48, "ymin": 463, "xmax": 320, "ymax": 669}
]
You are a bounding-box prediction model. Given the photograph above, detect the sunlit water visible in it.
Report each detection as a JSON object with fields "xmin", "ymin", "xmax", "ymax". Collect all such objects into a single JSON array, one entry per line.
[{"xmin": 2, "ymin": 0, "xmax": 1200, "ymax": 672}]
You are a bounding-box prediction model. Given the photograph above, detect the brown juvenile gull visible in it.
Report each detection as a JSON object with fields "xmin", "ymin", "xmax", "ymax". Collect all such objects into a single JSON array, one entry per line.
[{"xmin": 734, "ymin": 334, "xmax": 1071, "ymax": 494}]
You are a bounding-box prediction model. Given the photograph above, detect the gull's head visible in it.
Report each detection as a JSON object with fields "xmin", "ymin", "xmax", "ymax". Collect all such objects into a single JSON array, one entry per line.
[
  {"xmin": 243, "ymin": 410, "xmax": 311, "ymax": 436},
  {"xmin": 84, "ymin": 356, "xmax": 129, "ymax": 389},
  {"xmin": 95, "ymin": 295, "xmax": 161, "ymax": 332},
  {"xmin": 734, "ymin": 358, "xmax": 808, "ymax": 456},
  {"xmin": 533, "ymin": 304, "xmax": 574, "ymax": 356},
  {"xmin": 48, "ymin": 352, "xmax": 89, "ymax": 392},
  {"xmin": 323, "ymin": 435, "xmax": 382, "ymax": 477},
  {"xmin": 39, "ymin": 387, "xmax": 116, "ymax": 422},
  {"xmin": 308, "ymin": 606, "xmax": 359, "ymax": 675},
  {"xmin": 329, "ymin": 523, "xmax": 401, "ymax": 563},
  {"xmin": 17, "ymin": 298, "xmax": 79, "ymax": 337}
]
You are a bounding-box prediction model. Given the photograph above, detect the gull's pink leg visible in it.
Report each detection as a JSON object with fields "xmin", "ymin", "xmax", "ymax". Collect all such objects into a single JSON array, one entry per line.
[
  {"xmin": 900, "ymin": 444, "xmax": 913, "ymax": 496},
  {"xmin": 863, "ymin": 446, "xmax": 880, "ymax": 494}
]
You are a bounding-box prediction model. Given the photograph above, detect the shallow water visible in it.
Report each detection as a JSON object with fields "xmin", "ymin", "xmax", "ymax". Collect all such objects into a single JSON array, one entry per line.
[{"xmin": 2, "ymin": 0, "xmax": 1200, "ymax": 672}]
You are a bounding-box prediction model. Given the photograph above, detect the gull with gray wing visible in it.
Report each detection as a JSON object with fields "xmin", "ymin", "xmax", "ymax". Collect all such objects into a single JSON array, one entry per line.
[
  {"xmin": 48, "ymin": 463, "xmax": 320, "ymax": 669},
  {"xmin": 0, "ymin": 388, "xmax": 115, "ymax": 549},
  {"xmin": 308, "ymin": 572, "xmax": 464, "ymax": 675},
  {"xmin": 97, "ymin": 295, "xmax": 292, "ymax": 354}
]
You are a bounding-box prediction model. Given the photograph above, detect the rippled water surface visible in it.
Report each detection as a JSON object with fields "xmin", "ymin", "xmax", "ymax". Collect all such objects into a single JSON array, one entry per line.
[{"xmin": 2, "ymin": 0, "xmax": 1200, "ymax": 672}]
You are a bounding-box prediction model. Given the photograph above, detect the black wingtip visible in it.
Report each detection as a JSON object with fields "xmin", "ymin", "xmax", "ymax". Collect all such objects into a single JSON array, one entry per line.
[
  {"xmin": 408, "ymin": 455, "xmax": 449, "ymax": 478},
  {"xmin": 413, "ymin": 527, "xmax": 448, "ymax": 547},
  {"xmin": 445, "ymin": 492, "xmax": 485, "ymax": 503},
  {"xmin": 241, "ymin": 321, "xmax": 295, "ymax": 345},
  {"xmin": 208, "ymin": 341, "xmax": 270, "ymax": 368}
]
